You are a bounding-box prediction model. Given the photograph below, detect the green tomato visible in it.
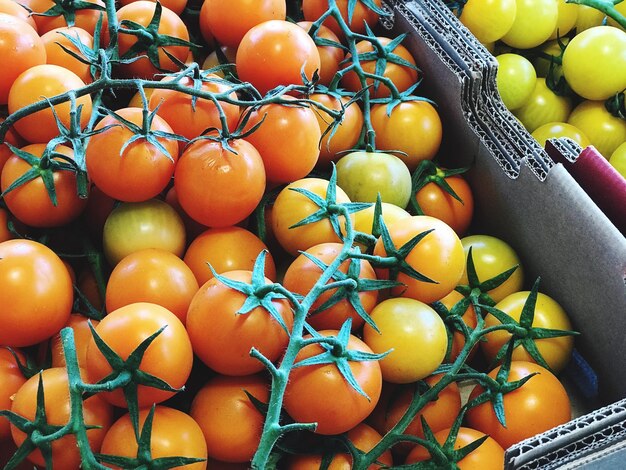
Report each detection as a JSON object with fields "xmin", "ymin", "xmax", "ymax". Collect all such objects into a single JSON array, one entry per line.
[
  {"xmin": 496, "ymin": 53, "xmax": 537, "ymax": 111},
  {"xmin": 459, "ymin": 0, "xmax": 517, "ymax": 44},
  {"xmin": 568, "ymin": 100, "xmax": 626, "ymax": 157},
  {"xmin": 335, "ymin": 151, "xmax": 412, "ymax": 209},
  {"xmin": 562, "ymin": 26, "xmax": 626, "ymax": 101},
  {"xmin": 514, "ymin": 78, "xmax": 573, "ymax": 133},
  {"xmin": 501, "ymin": 0, "xmax": 558, "ymax": 49},
  {"xmin": 609, "ymin": 142, "xmax": 626, "ymax": 178},
  {"xmin": 531, "ymin": 122, "xmax": 590, "ymax": 148}
]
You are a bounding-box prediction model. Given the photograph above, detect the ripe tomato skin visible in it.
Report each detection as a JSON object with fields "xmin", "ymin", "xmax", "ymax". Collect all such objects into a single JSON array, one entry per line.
[
  {"xmin": 482, "ymin": 291, "xmax": 574, "ymax": 373},
  {"xmin": 102, "ymin": 199, "xmax": 186, "ymax": 266},
  {"xmin": 19, "ymin": 0, "xmax": 105, "ymax": 34},
  {"xmin": 353, "ymin": 202, "xmax": 411, "ymax": 239},
  {"xmin": 10, "ymin": 367, "xmax": 113, "ymax": 469},
  {"xmin": 282, "ymin": 242, "xmax": 379, "ymax": 331},
  {"xmin": 373, "ymin": 216, "xmax": 465, "ymax": 304},
  {"xmin": 568, "ymin": 100, "xmax": 626, "ymax": 158},
  {"xmin": 190, "ymin": 374, "xmax": 269, "ymax": 463},
  {"xmin": 186, "ymin": 270, "xmax": 293, "ymax": 376},
  {"xmin": 495, "ymin": 53, "xmax": 537, "ymax": 111},
  {"xmin": 271, "ymin": 177, "xmax": 354, "ymax": 257},
  {"xmin": 100, "ymin": 406, "xmax": 207, "ymax": 470},
  {"xmin": 236, "ymin": 20, "xmax": 321, "ymax": 95},
  {"xmin": 85, "ymin": 107, "xmax": 178, "ymax": 202},
  {"xmin": 405, "ymin": 426, "xmax": 505, "ymax": 469},
  {"xmin": 438, "ymin": 289, "xmax": 478, "ymax": 362},
  {"xmin": 119, "ymin": 0, "xmax": 188, "ymax": 15},
  {"xmin": 283, "ymin": 330, "xmax": 383, "ymax": 435},
  {"xmin": 363, "ymin": 298, "xmax": 448, "ymax": 383},
  {"xmin": 370, "ymin": 101, "xmax": 443, "ymax": 171},
  {"xmin": 0, "ymin": 0, "xmax": 37, "ymax": 30},
  {"xmin": 1, "ymin": 143, "xmax": 88, "ymax": 228},
  {"xmin": 0, "ymin": 117, "xmax": 24, "ymax": 174},
  {"xmin": 297, "ymin": 22, "xmax": 344, "ymax": 86},
  {"xmin": 500, "ymin": 0, "xmax": 558, "ymax": 49},
  {"xmin": 459, "ymin": 0, "xmax": 516, "ymax": 44},
  {"xmin": 531, "ymin": 122, "xmax": 590, "ymax": 148},
  {"xmin": 174, "ymin": 138, "xmax": 266, "ymax": 228},
  {"xmin": 200, "ymin": 0, "xmax": 285, "ymax": 47},
  {"xmin": 0, "ymin": 348, "xmax": 27, "ymax": 440},
  {"xmin": 184, "ymin": 226, "xmax": 276, "ymax": 286},
  {"xmin": 85, "ymin": 302, "xmax": 194, "ymax": 408},
  {"xmin": 466, "ymin": 361, "xmax": 571, "ymax": 449},
  {"xmin": 105, "ymin": 248, "xmax": 199, "ymax": 323},
  {"xmin": 549, "ymin": 0, "xmax": 578, "ymax": 39},
  {"xmin": 284, "ymin": 423, "xmax": 393, "ymax": 469},
  {"xmin": 0, "ymin": 239, "xmax": 73, "ymax": 347},
  {"xmin": 0, "ymin": 14, "xmax": 46, "ymax": 105},
  {"xmin": 50, "ymin": 314, "xmax": 100, "ymax": 369},
  {"xmin": 302, "ymin": 0, "xmax": 382, "ymax": 38},
  {"xmin": 8, "ymin": 64, "xmax": 92, "ymax": 143},
  {"xmin": 513, "ymin": 78, "xmax": 573, "ymax": 133},
  {"xmin": 341, "ymin": 37, "xmax": 419, "ymax": 99},
  {"xmin": 414, "ymin": 174, "xmax": 474, "ymax": 236},
  {"xmin": 40, "ymin": 27, "xmax": 94, "ymax": 84}
]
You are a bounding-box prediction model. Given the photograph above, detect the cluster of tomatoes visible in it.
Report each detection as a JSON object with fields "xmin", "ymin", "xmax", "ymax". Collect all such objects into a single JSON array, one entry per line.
[
  {"xmin": 0, "ymin": 0, "xmax": 583, "ymax": 468},
  {"xmin": 456, "ymin": 0, "xmax": 626, "ymax": 175}
]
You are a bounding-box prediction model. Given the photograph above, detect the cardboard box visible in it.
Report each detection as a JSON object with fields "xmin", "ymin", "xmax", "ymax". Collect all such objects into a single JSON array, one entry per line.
[{"xmin": 382, "ymin": 0, "xmax": 626, "ymax": 466}]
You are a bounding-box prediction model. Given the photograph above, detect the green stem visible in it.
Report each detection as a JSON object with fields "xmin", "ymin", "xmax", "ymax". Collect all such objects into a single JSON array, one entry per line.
[{"xmin": 567, "ymin": 0, "xmax": 626, "ymax": 29}]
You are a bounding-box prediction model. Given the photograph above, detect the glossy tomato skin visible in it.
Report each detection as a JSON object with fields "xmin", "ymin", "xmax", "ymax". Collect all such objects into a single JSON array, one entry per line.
[
  {"xmin": 406, "ymin": 426, "xmax": 505, "ymax": 469},
  {"xmin": 0, "ymin": 239, "xmax": 73, "ymax": 347},
  {"xmin": 466, "ymin": 361, "xmax": 571, "ymax": 449},
  {"xmin": 85, "ymin": 302, "xmax": 194, "ymax": 408},
  {"xmin": 0, "ymin": 0, "xmax": 37, "ymax": 30},
  {"xmin": 10, "ymin": 367, "xmax": 113, "ymax": 468},
  {"xmin": 297, "ymin": 22, "xmax": 344, "ymax": 86},
  {"xmin": 500, "ymin": 0, "xmax": 558, "ymax": 49},
  {"xmin": 531, "ymin": 122, "xmax": 590, "ymax": 148},
  {"xmin": 282, "ymin": 242, "xmax": 378, "ymax": 331},
  {"xmin": 0, "ymin": 117, "xmax": 24, "ymax": 174},
  {"xmin": 100, "ymin": 406, "xmax": 207, "ymax": 470},
  {"xmin": 495, "ymin": 53, "xmax": 537, "ymax": 111},
  {"xmin": 85, "ymin": 107, "xmax": 178, "ymax": 202},
  {"xmin": 119, "ymin": 0, "xmax": 188, "ymax": 14},
  {"xmin": 105, "ymin": 248, "xmax": 199, "ymax": 323},
  {"xmin": 190, "ymin": 374, "xmax": 269, "ymax": 463},
  {"xmin": 302, "ymin": 0, "xmax": 382, "ymax": 38},
  {"xmin": 0, "ymin": 348, "xmax": 27, "ymax": 440},
  {"xmin": 236, "ymin": 20, "xmax": 320, "ymax": 95},
  {"xmin": 513, "ymin": 78, "xmax": 573, "ymax": 133},
  {"xmin": 363, "ymin": 298, "xmax": 448, "ymax": 383},
  {"xmin": 50, "ymin": 314, "xmax": 99, "ymax": 369},
  {"xmin": 283, "ymin": 330, "xmax": 383, "ymax": 435},
  {"xmin": 438, "ymin": 289, "xmax": 478, "ymax": 362},
  {"xmin": 568, "ymin": 100, "xmax": 626, "ymax": 158},
  {"xmin": 186, "ymin": 270, "xmax": 293, "ymax": 375},
  {"xmin": 1, "ymin": 143, "xmax": 88, "ymax": 227},
  {"xmin": 41, "ymin": 27, "xmax": 94, "ymax": 84},
  {"xmin": 373, "ymin": 216, "xmax": 465, "ymax": 304},
  {"xmin": 20, "ymin": 0, "xmax": 105, "ymax": 34},
  {"xmin": 174, "ymin": 138, "xmax": 266, "ymax": 228},
  {"xmin": 459, "ymin": 0, "xmax": 516, "ymax": 43}
]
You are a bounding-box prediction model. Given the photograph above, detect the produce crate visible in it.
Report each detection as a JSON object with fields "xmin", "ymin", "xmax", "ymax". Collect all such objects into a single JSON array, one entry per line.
[{"xmin": 383, "ymin": 0, "xmax": 626, "ymax": 466}]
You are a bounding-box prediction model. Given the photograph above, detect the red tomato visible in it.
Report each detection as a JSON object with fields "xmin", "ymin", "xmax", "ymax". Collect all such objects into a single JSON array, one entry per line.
[
  {"xmin": 40, "ymin": 27, "xmax": 94, "ymax": 84},
  {"xmin": 297, "ymin": 21, "xmax": 345, "ymax": 86},
  {"xmin": 302, "ymin": 0, "xmax": 382, "ymax": 38},
  {"xmin": 0, "ymin": 348, "xmax": 27, "ymax": 440},
  {"xmin": 174, "ymin": 138, "xmax": 266, "ymax": 228},
  {"xmin": 236, "ymin": 20, "xmax": 321, "ymax": 95},
  {"xmin": 0, "ymin": 239, "xmax": 73, "ymax": 347},
  {"xmin": 50, "ymin": 314, "xmax": 100, "ymax": 369}
]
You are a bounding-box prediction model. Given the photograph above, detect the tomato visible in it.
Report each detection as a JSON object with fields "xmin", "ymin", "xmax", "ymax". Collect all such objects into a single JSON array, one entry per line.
[
  {"xmin": 236, "ymin": 20, "xmax": 320, "ymax": 95},
  {"xmin": 0, "ymin": 239, "xmax": 73, "ymax": 347},
  {"xmin": 459, "ymin": 235, "xmax": 524, "ymax": 303},
  {"xmin": 149, "ymin": 74, "xmax": 240, "ymax": 142},
  {"xmin": 438, "ymin": 289, "xmax": 479, "ymax": 361},
  {"xmin": 495, "ymin": 53, "xmax": 537, "ymax": 111},
  {"xmin": 567, "ymin": 100, "xmax": 626, "ymax": 158},
  {"xmin": 0, "ymin": 117, "xmax": 24, "ymax": 174},
  {"xmin": 19, "ymin": 0, "xmax": 105, "ymax": 34},
  {"xmin": 10, "ymin": 367, "xmax": 113, "ymax": 468},
  {"xmin": 8, "ymin": 64, "xmax": 92, "ymax": 143},
  {"xmin": 107, "ymin": 1, "xmax": 190, "ymax": 79},
  {"xmin": 284, "ymin": 423, "xmax": 393, "ymax": 469},
  {"xmin": 50, "ymin": 314, "xmax": 100, "ymax": 368},
  {"xmin": 85, "ymin": 107, "xmax": 178, "ymax": 202},
  {"xmin": 81, "ymin": 184, "xmax": 116, "ymax": 240},
  {"xmin": 0, "ymin": 14, "xmax": 46, "ymax": 105},
  {"xmin": 0, "ymin": 207, "xmax": 15, "ymax": 243},
  {"xmin": 77, "ymin": 265, "xmax": 105, "ymax": 311},
  {"xmin": 414, "ymin": 173, "xmax": 474, "ymax": 236},
  {"xmin": 102, "ymin": 199, "xmax": 186, "ymax": 266},
  {"xmin": 99, "ymin": 406, "xmax": 207, "ymax": 469},
  {"xmin": 283, "ymin": 329, "xmax": 383, "ymax": 435},
  {"xmin": 119, "ymin": 0, "xmax": 188, "ymax": 15},
  {"xmin": 575, "ymin": 4, "xmax": 606, "ymax": 31},
  {"xmin": 282, "ymin": 242, "xmax": 379, "ymax": 331},
  {"xmin": 531, "ymin": 38, "xmax": 569, "ymax": 79},
  {"xmin": 309, "ymin": 93, "xmax": 363, "ymax": 168},
  {"xmin": 336, "ymin": 151, "xmax": 412, "ymax": 208},
  {"xmin": 513, "ymin": 78, "xmax": 573, "ymax": 134},
  {"xmin": 297, "ymin": 22, "xmax": 344, "ymax": 86},
  {"xmin": 405, "ymin": 427, "xmax": 505, "ymax": 469},
  {"xmin": 363, "ymin": 298, "xmax": 448, "ymax": 383},
  {"xmin": 549, "ymin": 0, "xmax": 578, "ymax": 39},
  {"xmin": 466, "ymin": 361, "xmax": 571, "ymax": 449},
  {"xmin": 353, "ymin": 202, "xmax": 411, "ymax": 239},
  {"xmin": 105, "ymin": 248, "xmax": 199, "ymax": 323},
  {"xmin": 373, "ymin": 216, "xmax": 465, "ymax": 304},
  {"xmin": 40, "ymin": 27, "xmax": 94, "ymax": 84},
  {"xmin": 190, "ymin": 374, "xmax": 269, "ymax": 463},
  {"xmin": 271, "ymin": 177, "xmax": 354, "ymax": 257},
  {"xmin": 0, "ymin": 348, "xmax": 27, "ymax": 440},
  {"xmin": 202, "ymin": 46, "xmax": 238, "ymax": 77},
  {"xmin": 85, "ymin": 302, "xmax": 193, "ymax": 408},
  {"xmin": 242, "ymin": 99, "xmax": 321, "ymax": 183},
  {"xmin": 562, "ymin": 26, "xmax": 626, "ymax": 101},
  {"xmin": 383, "ymin": 374, "xmax": 461, "ymax": 457},
  {"xmin": 302, "ymin": 0, "xmax": 382, "ymax": 38},
  {"xmin": 458, "ymin": 0, "xmax": 517, "ymax": 44},
  {"xmin": 482, "ymin": 291, "xmax": 574, "ymax": 373},
  {"xmin": 174, "ymin": 138, "xmax": 266, "ymax": 227},
  {"xmin": 341, "ymin": 37, "xmax": 419, "ymax": 99},
  {"xmin": 1, "ymin": 143, "xmax": 88, "ymax": 227},
  {"xmin": 370, "ymin": 101, "xmax": 443, "ymax": 171},
  {"xmin": 199, "ymin": 0, "xmax": 285, "ymax": 47},
  {"xmin": 607, "ymin": 0, "xmax": 626, "ymax": 29},
  {"xmin": 0, "ymin": 0, "xmax": 37, "ymax": 30},
  {"xmin": 501, "ymin": 0, "xmax": 558, "ymax": 49},
  {"xmin": 186, "ymin": 270, "xmax": 293, "ymax": 375},
  {"xmin": 531, "ymin": 121, "xmax": 590, "ymax": 148},
  {"xmin": 610, "ymin": 142, "xmax": 626, "ymax": 178}
]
